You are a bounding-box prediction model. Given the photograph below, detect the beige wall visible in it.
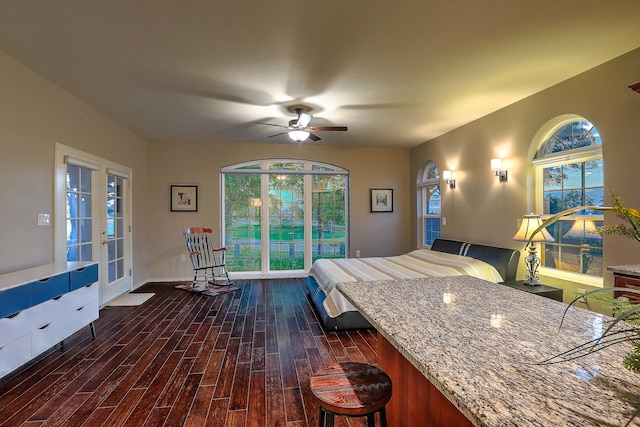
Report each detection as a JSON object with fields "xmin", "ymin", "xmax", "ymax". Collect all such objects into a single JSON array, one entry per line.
[
  {"xmin": 3, "ymin": 39, "xmax": 638, "ymax": 307},
  {"xmin": 410, "ymin": 47, "xmax": 640, "ymax": 303},
  {"xmin": 0, "ymin": 51, "xmax": 150, "ymax": 287},
  {"xmin": 146, "ymin": 142, "xmax": 411, "ymax": 281}
]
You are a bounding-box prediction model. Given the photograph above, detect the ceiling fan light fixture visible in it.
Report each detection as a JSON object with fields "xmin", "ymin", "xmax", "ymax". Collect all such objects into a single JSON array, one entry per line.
[
  {"xmin": 298, "ymin": 113, "xmax": 312, "ymax": 127},
  {"xmin": 288, "ymin": 130, "xmax": 310, "ymax": 142}
]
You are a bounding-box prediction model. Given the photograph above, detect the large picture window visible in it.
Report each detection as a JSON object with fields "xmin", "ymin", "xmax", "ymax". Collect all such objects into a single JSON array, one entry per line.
[
  {"xmin": 533, "ymin": 119, "xmax": 604, "ymax": 279},
  {"xmin": 222, "ymin": 160, "xmax": 348, "ymax": 275}
]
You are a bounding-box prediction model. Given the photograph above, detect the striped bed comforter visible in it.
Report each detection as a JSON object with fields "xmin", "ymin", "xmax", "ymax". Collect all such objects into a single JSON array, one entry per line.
[{"xmin": 309, "ymin": 249, "xmax": 503, "ymax": 318}]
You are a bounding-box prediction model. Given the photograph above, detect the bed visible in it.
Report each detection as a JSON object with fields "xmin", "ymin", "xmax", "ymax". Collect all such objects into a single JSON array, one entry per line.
[{"xmin": 306, "ymin": 238, "xmax": 521, "ymax": 331}]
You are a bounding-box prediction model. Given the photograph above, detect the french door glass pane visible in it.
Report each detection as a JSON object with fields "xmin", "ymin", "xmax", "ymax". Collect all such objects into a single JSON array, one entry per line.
[
  {"xmin": 66, "ymin": 163, "xmax": 93, "ymax": 261},
  {"xmin": 107, "ymin": 175, "xmax": 125, "ymax": 282},
  {"xmin": 312, "ymin": 175, "xmax": 347, "ymax": 262},
  {"xmin": 225, "ymin": 173, "xmax": 262, "ymax": 272},
  {"xmin": 270, "ymin": 174, "xmax": 304, "ymax": 271}
]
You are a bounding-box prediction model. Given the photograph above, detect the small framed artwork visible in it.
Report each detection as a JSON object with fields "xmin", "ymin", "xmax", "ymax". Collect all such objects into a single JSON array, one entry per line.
[
  {"xmin": 171, "ymin": 185, "xmax": 198, "ymax": 212},
  {"xmin": 370, "ymin": 188, "xmax": 393, "ymax": 212}
]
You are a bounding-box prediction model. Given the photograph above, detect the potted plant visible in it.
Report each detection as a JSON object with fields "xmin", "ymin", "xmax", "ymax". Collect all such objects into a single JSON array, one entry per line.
[{"xmin": 529, "ymin": 191, "xmax": 640, "ymax": 426}]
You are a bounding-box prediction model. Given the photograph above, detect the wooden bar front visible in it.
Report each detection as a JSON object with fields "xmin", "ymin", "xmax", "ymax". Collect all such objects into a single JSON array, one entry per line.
[{"xmin": 378, "ymin": 334, "xmax": 473, "ymax": 427}]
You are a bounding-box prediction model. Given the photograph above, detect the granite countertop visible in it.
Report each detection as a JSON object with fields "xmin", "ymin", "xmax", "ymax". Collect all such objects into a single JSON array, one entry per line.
[
  {"xmin": 337, "ymin": 276, "xmax": 640, "ymax": 427},
  {"xmin": 608, "ymin": 265, "xmax": 640, "ymax": 277}
]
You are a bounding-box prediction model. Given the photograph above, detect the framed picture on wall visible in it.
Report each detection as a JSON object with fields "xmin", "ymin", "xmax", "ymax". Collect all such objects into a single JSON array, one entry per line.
[
  {"xmin": 171, "ymin": 185, "xmax": 198, "ymax": 212},
  {"xmin": 370, "ymin": 188, "xmax": 393, "ymax": 212}
]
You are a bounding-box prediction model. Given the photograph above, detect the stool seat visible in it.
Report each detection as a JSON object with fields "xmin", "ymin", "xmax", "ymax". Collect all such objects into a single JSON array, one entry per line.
[{"xmin": 310, "ymin": 362, "xmax": 392, "ymax": 425}]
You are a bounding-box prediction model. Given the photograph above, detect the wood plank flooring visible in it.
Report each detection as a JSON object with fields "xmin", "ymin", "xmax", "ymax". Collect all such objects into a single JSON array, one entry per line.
[{"xmin": 0, "ymin": 279, "xmax": 379, "ymax": 427}]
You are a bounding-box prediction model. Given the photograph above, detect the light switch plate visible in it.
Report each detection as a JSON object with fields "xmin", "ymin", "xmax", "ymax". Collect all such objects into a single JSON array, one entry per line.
[{"xmin": 38, "ymin": 213, "xmax": 50, "ymax": 226}]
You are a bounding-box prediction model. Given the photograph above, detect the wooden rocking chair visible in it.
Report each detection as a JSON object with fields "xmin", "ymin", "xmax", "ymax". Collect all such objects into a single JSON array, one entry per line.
[{"xmin": 183, "ymin": 227, "xmax": 232, "ymax": 288}]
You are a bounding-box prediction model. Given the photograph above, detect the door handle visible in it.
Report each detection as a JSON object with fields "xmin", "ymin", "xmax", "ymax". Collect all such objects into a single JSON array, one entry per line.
[{"xmin": 102, "ymin": 240, "xmax": 108, "ymax": 245}]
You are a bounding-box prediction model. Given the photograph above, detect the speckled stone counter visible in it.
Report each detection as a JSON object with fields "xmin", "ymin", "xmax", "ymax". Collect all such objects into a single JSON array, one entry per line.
[
  {"xmin": 608, "ymin": 264, "xmax": 640, "ymax": 277},
  {"xmin": 337, "ymin": 275, "xmax": 640, "ymax": 427}
]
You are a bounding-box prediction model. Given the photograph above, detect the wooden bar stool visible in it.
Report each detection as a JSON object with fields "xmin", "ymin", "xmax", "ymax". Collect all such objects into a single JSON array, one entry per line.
[{"xmin": 310, "ymin": 362, "xmax": 392, "ymax": 427}]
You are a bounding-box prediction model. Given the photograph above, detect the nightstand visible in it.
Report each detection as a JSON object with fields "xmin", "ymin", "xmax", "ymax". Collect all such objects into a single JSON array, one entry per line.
[
  {"xmin": 608, "ymin": 266, "xmax": 640, "ymax": 303},
  {"xmin": 499, "ymin": 280, "xmax": 563, "ymax": 302}
]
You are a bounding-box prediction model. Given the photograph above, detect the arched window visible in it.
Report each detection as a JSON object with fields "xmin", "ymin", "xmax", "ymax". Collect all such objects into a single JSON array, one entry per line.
[
  {"xmin": 222, "ymin": 159, "xmax": 349, "ymax": 275},
  {"xmin": 533, "ymin": 119, "xmax": 604, "ymax": 281},
  {"xmin": 418, "ymin": 161, "xmax": 441, "ymax": 247}
]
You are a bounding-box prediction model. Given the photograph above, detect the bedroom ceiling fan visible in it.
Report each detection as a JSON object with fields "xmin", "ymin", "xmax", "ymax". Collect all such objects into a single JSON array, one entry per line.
[{"xmin": 255, "ymin": 107, "xmax": 348, "ymax": 142}]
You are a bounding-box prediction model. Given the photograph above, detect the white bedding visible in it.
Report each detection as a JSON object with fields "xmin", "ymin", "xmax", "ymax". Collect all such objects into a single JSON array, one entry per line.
[{"xmin": 309, "ymin": 249, "xmax": 504, "ymax": 318}]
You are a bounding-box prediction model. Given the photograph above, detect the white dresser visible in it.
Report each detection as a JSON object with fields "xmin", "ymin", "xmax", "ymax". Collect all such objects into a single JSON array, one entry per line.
[{"xmin": 0, "ymin": 261, "xmax": 99, "ymax": 379}]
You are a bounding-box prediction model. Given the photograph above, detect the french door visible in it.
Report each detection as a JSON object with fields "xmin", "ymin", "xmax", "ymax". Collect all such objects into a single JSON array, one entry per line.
[
  {"xmin": 100, "ymin": 171, "xmax": 131, "ymax": 303},
  {"xmin": 55, "ymin": 144, "xmax": 132, "ymax": 305}
]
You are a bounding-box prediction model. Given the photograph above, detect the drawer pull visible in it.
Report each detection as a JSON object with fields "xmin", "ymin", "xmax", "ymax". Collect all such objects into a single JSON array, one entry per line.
[
  {"xmin": 75, "ymin": 267, "xmax": 86, "ymax": 272},
  {"xmin": 7, "ymin": 311, "xmax": 22, "ymax": 319},
  {"xmin": 53, "ymin": 295, "xmax": 63, "ymax": 301},
  {"xmin": 77, "ymin": 306, "xmax": 85, "ymax": 312},
  {"xmin": 39, "ymin": 323, "xmax": 51, "ymax": 330},
  {"xmin": 38, "ymin": 277, "xmax": 51, "ymax": 283}
]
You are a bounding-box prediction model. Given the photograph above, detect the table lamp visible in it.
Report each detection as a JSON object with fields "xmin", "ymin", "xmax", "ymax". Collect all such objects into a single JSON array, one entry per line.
[
  {"xmin": 513, "ymin": 214, "xmax": 555, "ymax": 285},
  {"xmin": 563, "ymin": 219, "xmax": 601, "ymax": 274}
]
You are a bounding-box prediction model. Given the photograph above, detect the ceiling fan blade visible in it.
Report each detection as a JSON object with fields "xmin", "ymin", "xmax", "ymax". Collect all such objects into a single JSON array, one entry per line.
[
  {"xmin": 309, "ymin": 126, "xmax": 348, "ymax": 132},
  {"xmin": 309, "ymin": 133, "xmax": 321, "ymax": 141},
  {"xmin": 298, "ymin": 113, "xmax": 313, "ymax": 127},
  {"xmin": 254, "ymin": 121, "xmax": 289, "ymax": 129},
  {"xmin": 268, "ymin": 132, "xmax": 289, "ymax": 138}
]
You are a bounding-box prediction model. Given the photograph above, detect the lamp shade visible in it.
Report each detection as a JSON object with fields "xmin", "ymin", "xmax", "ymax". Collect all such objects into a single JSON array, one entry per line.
[
  {"xmin": 513, "ymin": 214, "xmax": 555, "ymax": 242},
  {"xmin": 442, "ymin": 170, "xmax": 452, "ymax": 180},
  {"xmin": 490, "ymin": 158, "xmax": 503, "ymax": 171},
  {"xmin": 563, "ymin": 219, "xmax": 601, "ymax": 239},
  {"xmin": 288, "ymin": 130, "xmax": 310, "ymax": 142}
]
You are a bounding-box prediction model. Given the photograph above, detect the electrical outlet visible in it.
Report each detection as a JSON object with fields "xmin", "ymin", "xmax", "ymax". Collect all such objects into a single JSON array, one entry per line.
[
  {"xmin": 442, "ymin": 217, "xmax": 446, "ymax": 226},
  {"xmin": 577, "ymin": 288, "xmax": 588, "ymax": 304},
  {"xmin": 355, "ymin": 250, "xmax": 361, "ymax": 257},
  {"xmin": 180, "ymin": 254, "xmax": 186, "ymax": 262}
]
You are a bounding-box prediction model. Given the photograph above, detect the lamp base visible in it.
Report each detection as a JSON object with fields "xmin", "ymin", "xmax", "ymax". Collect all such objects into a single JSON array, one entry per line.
[
  {"xmin": 523, "ymin": 243, "xmax": 542, "ymax": 286},
  {"xmin": 523, "ymin": 278, "xmax": 542, "ymax": 286}
]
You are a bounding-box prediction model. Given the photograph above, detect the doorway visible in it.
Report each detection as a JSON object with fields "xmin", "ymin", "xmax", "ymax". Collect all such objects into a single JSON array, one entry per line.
[{"xmin": 55, "ymin": 144, "xmax": 133, "ymax": 305}]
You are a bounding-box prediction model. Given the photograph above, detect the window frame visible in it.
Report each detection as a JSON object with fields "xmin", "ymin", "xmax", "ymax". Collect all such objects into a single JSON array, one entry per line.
[
  {"xmin": 221, "ymin": 159, "xmax": 350, "ymax": 276},
  {"xmin": 532, "ymin": 119, "xmax": 604, "ymax": 287},
  {"xmin": 418, "ymin": 161, "xmax": 441, "ymax": 248}
]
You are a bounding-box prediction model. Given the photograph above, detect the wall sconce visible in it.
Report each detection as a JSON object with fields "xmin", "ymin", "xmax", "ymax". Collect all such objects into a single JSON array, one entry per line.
[
  {"xmin": 442, "ymin": 170, "xmax": 455, "ymax": 189},
  {"xmin": 490, "ymin": 158, "xmax": 508, "ymax": 182}
]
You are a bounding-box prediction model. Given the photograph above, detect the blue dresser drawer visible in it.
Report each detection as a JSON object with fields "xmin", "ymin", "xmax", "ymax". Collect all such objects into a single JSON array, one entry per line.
[
  {"xmin": 0, "ymin": 285, "xmax": 30, "ymax": 318},
  {"xmin": 70, "ymin": 264, "xmax": 98, "ymax": 291},
  {"xmin": 30, "ymin": 273, "xmax": 70, "ymax": 306}
]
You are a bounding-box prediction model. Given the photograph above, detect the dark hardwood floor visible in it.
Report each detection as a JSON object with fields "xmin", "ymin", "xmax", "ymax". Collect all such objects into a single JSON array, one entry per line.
[{"xmin": 0, "ymin": 279, "xmax": 379, "ymax": 427}]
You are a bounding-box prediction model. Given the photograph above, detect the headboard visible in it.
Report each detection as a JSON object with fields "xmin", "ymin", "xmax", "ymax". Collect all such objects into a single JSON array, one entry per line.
[{"xmin": 431, "ymin": 238, "xmax": 520, "ymax": 282}]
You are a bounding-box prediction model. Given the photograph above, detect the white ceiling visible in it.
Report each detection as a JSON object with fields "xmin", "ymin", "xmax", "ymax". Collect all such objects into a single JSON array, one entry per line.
[{"xmin": 1, "ymin": 1, "xmax": 640, "ymax": 148}]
